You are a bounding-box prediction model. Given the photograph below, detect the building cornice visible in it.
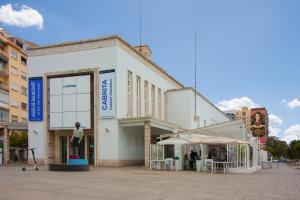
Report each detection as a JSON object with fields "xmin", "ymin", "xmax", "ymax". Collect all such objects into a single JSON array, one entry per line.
[{"xmin": 28, "ymin": 35, "xmax": 183, "ymax": 88}]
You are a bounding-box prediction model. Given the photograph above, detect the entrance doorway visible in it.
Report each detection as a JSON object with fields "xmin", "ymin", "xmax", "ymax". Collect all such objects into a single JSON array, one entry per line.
[
  {"xmin": 59, "ymin": 135, "xmax": 94, "ymax": 164},
  {"xmin": 87, "ymin": 135, "xmax": 94, "ymax": 165},
  {"xmin": 59, "ymin": 136, "xmax": 68, "ymax": 163}
]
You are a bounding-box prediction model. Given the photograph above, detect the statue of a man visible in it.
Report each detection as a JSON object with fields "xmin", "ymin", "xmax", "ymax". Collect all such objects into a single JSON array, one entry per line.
[{"xmin": 71, "ymin": 122, "xmax": 84, "ymax": 156}]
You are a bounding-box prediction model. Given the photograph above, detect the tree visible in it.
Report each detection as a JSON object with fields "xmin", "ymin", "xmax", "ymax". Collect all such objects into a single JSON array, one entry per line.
[
  {"xmin": 288, "ymin": 140, "xmax": 300, "ymax": 160},
  {"xmin": 265, "ymin": 136, "xmax": 288, "ymax": 159},
  {"xmin": 9, "ymin": 132, "xmax": 28, "ymax": 148}
]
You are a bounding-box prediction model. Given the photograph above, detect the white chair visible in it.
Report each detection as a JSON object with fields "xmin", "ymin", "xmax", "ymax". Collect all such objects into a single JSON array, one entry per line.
[
  {"xmin": 196, "ymin": 160, "xmax": 203, "ymax": 172},
  {"xmin": 204, "ymin": 159, "xmax": 214, "ymax": 173},
  {"xmin": 175, "ymin": 160, "xmax": 182, "ymax": 171},
  {"xmin": 164, "ymin": 158, "xmax": 174, "ymax": 171}
]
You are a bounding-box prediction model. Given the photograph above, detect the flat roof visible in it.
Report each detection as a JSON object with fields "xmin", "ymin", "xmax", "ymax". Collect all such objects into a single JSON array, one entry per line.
[{"xmin": 28, "ymin": 35, "xmax": 183, "ymax": 88}]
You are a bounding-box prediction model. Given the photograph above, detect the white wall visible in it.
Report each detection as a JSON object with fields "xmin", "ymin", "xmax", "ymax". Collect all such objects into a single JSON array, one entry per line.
[
  {"xmin": 167, "ymin": 89, "xmax": 230, "ymax": 130},
  {"xmin": 28, "ymin": 123, "xmax": 45, "ymax": 160},
  {"xmin": 28, "ymin": 46, "xmax": 119, "ymax": 162},
  {"xmin": 118, "ymin": 127, "xmax": 144, "ymax": 160},
  {"xmin": 28, "ymin": 43, "xmax": 181, "ymax": 163},
  {"xmin": 116, "ymin": 46, "xmax": 179, "ymax": 119},
  {"xmin": 167, "ymin": 90, "xmax": 193, "ymax": 129},
  {"xmin": 99, "ymin": 119, "xmax": 119, "ymax": 160}
]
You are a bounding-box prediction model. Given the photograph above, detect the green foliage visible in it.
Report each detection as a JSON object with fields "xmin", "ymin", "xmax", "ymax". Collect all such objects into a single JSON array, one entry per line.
[
  {"xmin": 265, "ymin": 136, "xmax": 288, "ymax": 159},
  {"xmin": 9, "ymin": 132, "xmax": 28, "ymax": 148},
  {"xmin": 288, "ymin": 140, "xmax": 300, "ymax": 160}
]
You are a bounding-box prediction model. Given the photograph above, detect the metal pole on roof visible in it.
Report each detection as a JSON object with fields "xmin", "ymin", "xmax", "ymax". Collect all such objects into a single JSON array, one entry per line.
[
  {"xmin": 138, "ymin": 0, "xmax": 142, "ymax": 52},
  {"xmin": 194, "ymin": 31, "xmax": 197, "ymax": 121}
]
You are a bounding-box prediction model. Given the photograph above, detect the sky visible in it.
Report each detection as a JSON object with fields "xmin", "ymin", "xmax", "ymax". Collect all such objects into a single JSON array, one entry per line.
[{"xmin": 0, "ymin": 0, "xmax": 299, "ymax": 143}]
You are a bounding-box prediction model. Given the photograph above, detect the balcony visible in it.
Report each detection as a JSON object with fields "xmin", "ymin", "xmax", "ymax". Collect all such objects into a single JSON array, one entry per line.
[
  {"xmin": 0, "ymin": 48, "xmax": 8, "ymax": 63},
  {"xmin": 0, "ymin": 88, "xmax": 9, "ymax": 109}
]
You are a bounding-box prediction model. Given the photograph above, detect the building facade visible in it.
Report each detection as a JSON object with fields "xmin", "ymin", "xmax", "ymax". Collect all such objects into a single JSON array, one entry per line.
[
  {"xmin": 0, "ymin": 29, "xmax": 31, "ymax": 123},
  {"xmin": 27, "ymin": 35, "xmax": 231, "ymax": 167},
  {"xmin": 0, "ymin": 29, "xmax": 36, "ymax": 165},
  {"xmin": 235, "ymin": 107, "xmax": 251, "ymax": 132}
]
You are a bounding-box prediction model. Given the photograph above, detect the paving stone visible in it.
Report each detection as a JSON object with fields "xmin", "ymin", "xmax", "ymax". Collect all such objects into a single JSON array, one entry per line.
[{"xmin": 0, "ymin": 163, "xmax": 299, "ymax": 200}]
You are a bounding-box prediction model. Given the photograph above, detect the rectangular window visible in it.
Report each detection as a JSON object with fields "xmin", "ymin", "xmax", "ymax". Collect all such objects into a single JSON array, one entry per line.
[
  {"xmin": 144, "ymin": 81, "xmax": 149, "ymax": 116},
  {"xmin": 10, "ymin": 50, "xmax": 17, "ymax": 60},
  {"xmin": 0, "ymin": 61, "xmax": 5, "ymax": 70},
  {"xmin": 11, "ymin": 115, "xmax": 18, "ymax": 123},
  {"xmin": 21, "ymin": 86, "xmax": 27, "ymax": 96},
  {"xmin": 151, "ymin": 84, "xmax": 155, "ymax": 118},
  {"xmin": 127, "ymin": 71, "xmax": 133, "ymax": 117},
  {"xmin": 10, "ymin": 99, "xmax": 18, "ymax": 107},
  {"xmin": 21, "ymin": 56, "xmax": 27, "ymax": 65},
  {"xmin": 0, "ymin": 109, "xmax": 8, "ymax": 121},
  {"xmin": 136, "ymin": 76, "xmax": 141, "ymax": 117},
  {"xmin": 21, "ymin": 102, "xmax": 27, "ymax": 110},
  {"xmin": 10, "ymin": 82, "xmax": 18, "ymax": 91},
  {"xmin": 204, "ymin": 120, "xmax": 207, "ymax": 127},
  {"xmin": 10, "ymin": 66, "xmax": 18, "ymax": 76},
  {"xmin": 21, "ymin": 71, "xmax": 27, "ymax": 81},
  {"xmin": 157, "ymin": 88, "xmax": 162, "ymax": 120}
]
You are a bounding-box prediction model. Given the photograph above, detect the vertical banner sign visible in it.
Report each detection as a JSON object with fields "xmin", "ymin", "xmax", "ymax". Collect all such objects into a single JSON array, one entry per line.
[
  {"xmin": 99, "ymin": 69, "xmax": 116, "ymax": 118},
  {"xmin": 29, "ymin": 77, "xmax": 43, "ymax": 121}
]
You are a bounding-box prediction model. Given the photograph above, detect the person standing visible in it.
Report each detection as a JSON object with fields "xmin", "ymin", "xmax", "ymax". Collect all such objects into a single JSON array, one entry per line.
[{"xmin": 71, "ymin": 122, "xmax": 84, "ymax": 156}]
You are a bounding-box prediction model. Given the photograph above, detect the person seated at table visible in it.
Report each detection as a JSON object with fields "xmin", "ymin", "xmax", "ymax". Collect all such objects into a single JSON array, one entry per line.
[
  {"xmin": 183, "ymin": 154, "xmax": 189, "ymax": 170},
  {"xmin": 219, "ymin": 151, "xmax": 226, "ymax": 162}
]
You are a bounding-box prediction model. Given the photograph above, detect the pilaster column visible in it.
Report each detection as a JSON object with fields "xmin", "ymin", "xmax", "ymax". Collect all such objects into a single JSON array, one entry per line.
[{"xmin": 144, "ymin": 121, "xmax": 151, "ymax": 168}]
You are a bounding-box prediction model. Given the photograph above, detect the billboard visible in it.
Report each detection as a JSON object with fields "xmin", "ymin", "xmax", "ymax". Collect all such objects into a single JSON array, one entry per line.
[
  {"xmin": 49, "ymin": 75, "xmax": 91, "ymax": 129},
  {"xmin": 28, "ymin": 77, "xmax": 43, "ymax": 121},
  {"xmin": 99, "ymin": 69, "xmax": 116, "ymax": 118},
  {"xmin": 251, "ymin": 108, "xmax": 269, "ymax": 144}
]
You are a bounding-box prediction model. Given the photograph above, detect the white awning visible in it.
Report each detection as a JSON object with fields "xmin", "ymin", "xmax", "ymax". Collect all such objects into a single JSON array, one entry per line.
[
  {"xmin": 182, "ymin": 134, "xmax": 248, "ymax": 144},
  {"xmin": 157, "ymin": 136, "xmax": 191, "ymax": 145},
  {"xmin": 181, "ymin": 120, "xmax": 251, "ymax": 141},
  {"xmin": 157, "ymin": 133, "xmax": 249, "ymax": 145}
]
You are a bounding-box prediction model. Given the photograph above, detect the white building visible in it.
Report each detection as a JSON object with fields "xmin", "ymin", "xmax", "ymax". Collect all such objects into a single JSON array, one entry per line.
[{"xmin": 27, "ymin": 35, "xmax": 233, "ymax": 167}]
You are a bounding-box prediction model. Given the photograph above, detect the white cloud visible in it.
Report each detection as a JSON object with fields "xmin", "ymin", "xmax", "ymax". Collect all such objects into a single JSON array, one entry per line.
[
  {"xmin": 269, "ymin": 126, "xmax": 281, "ymax": 137},
  {"xmin": 269, "ymin": 114, "xmax": 283, "ymax": 126},
  {"xmin": 216, "ymin": 97, "xmax": 259, "ymax": 111},
  {"xmin": 0, "ymin": 4, "xmax": 43, "ymax": 29},
  {"xmin": 286, "ymin": 98, "xmax": 300, "ymax": 109},
  {"xmin": 281, "ymin": 124, "xmax": 300, "ymax": 144}
]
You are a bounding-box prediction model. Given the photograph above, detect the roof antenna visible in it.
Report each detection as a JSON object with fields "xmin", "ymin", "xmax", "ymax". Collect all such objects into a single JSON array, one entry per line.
[
  {"xmin": 194, "ymin": 31, "xmax": 197, "ymax": 121},
  {"xmin": 138, "ymin": 0, "xmax": 142, "ymax": 52}
]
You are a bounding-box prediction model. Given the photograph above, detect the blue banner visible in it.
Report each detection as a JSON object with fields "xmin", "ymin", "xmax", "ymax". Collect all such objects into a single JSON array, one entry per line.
[
  {"xmin": 99, "ymin": 69, "xmax": 116, "ymax": 118},
  {"xmin": 29, "ymin": 77, "xmax": 43, "ymax": 121}
]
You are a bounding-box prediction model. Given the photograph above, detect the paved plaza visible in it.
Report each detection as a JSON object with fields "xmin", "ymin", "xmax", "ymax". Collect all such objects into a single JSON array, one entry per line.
[{"xmin": 0, "ymin": 164, "xmax": 299, "ymax": 200}]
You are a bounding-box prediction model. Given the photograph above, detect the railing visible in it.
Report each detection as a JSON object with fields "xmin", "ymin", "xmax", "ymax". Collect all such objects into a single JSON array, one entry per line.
[{"xmin": 0, "ymin": 48, "xmax": 8, "ymax": 60}]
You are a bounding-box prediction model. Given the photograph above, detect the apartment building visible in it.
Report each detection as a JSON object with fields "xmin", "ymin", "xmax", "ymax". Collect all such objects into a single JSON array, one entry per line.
[
  {"xmin": 235, "ymin": 107, "xmax": 251, "ymax": 132},
  {"xmin": 0, "ymin": 29, "xmax": 35, "ymax": 123}
]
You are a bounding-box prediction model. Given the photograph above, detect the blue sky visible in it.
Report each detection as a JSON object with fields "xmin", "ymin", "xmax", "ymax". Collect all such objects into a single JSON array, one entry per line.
[{"xmin": 1, "ymin": 0, "xmax": 299, "ymax": 142}]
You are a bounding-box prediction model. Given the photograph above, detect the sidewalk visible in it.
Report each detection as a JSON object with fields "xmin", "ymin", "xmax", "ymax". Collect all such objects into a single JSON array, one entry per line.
[{"xmin": 0, "ymin": 163, "xmax": 299, "ymax": 200}]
